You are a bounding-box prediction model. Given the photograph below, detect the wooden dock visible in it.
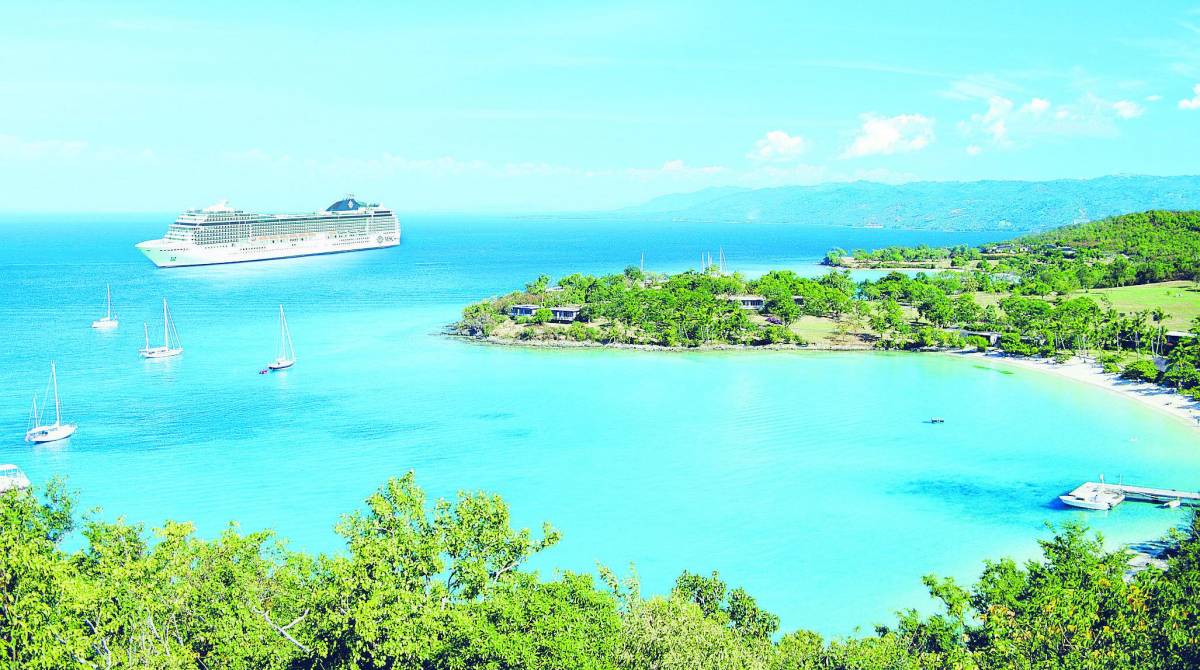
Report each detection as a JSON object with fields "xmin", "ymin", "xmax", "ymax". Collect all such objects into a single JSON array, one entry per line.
[{"xmin": 1061, "ymin": 481, "xmax": 1200, "ymax": 510}]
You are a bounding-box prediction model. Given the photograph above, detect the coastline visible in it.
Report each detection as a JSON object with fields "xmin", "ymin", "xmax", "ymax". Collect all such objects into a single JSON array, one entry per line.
[
  {"xmin": 446, "ymin": 333, "xmax": 872, "ymax": 352},
  {"xmin": 947, "ymin": 350, "xmax": 1200, "ymax": 431}
]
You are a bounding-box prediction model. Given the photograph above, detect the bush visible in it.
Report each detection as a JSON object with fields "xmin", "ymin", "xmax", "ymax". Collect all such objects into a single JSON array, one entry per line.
[
  {"xmin": 533, "ymin": 308, "xmax": 553, "ymax": 325},
  {"xmin": 1120, "ymin": 359, "xmax": 1160, "ymax": 383},
  {"xmin": 1052, "ymin": 351, "xmax": 1072, "ymax": 364},
  {"xmin": 1102, "ymin": 361, "xmax": 1120, "ymax": 374},
  {"xmin": 759, "ymin": 325, "xmax": 803, "ymax": 345},
  {"xmin": 965, "ymin": 335, "xmax": 990, "ymax": 352},
  {"xmin": 999, "ymin": 332, "xmax": 1036, "ymax": 356}
]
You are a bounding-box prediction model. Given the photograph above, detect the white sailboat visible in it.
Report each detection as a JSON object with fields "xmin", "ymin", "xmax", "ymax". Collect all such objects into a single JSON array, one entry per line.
[
  {"xmin": 25, "ymin": 362, "xmax": 77, "ymax": 444},
  {"xmin": 267, "ymin": 305, "xmax": 296, "ymax": 370},
  {"xmin": 91, "ymin": 284, "xmax": 119, "ymax": 329},
  {"xmin": 140, "ymin": 298, "xmax": 183, "ymax": 359}
]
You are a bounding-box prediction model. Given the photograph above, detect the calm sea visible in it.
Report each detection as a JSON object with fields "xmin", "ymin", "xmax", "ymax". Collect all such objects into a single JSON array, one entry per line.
[{"xmin": 1, "ymin": 214, "xmax": 1196, "ymax": 635}]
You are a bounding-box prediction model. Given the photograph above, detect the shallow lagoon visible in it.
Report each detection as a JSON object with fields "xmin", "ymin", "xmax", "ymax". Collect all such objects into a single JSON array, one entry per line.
[{"xmin": 0, "ymin": 215, "xmax": 1195, "ymax": 634}]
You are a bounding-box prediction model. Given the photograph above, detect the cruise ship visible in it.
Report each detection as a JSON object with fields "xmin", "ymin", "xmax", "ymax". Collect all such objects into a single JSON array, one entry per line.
[{"xmin": 135, "ymin": 196, "xmax": 400, "ymax": 267}]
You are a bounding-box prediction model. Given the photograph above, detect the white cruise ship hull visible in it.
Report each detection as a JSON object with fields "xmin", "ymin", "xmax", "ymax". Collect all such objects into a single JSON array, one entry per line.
[
  {"xmin": 136, "ymin": 197, "xmax": 401, "ymax": 268},
  {"xmin": 137, "ymin": 234, "xmax": 399, "ymax": 268}
]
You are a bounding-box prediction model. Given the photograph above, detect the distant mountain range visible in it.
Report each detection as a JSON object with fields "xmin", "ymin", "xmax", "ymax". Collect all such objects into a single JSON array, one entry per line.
[{"xmin": 616, "ymin": 175, "xmax": 1200, "ymax": 232}]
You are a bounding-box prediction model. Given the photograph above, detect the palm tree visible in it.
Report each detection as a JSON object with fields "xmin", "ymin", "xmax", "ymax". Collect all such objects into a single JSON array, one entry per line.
[
  {"xmin": 1130, "ymin": 310, "xmax": 1149, "ymax": 358},
  {"xmin": 1150, "ymin": 308, "xmax": 1171, "ymax": 357}
]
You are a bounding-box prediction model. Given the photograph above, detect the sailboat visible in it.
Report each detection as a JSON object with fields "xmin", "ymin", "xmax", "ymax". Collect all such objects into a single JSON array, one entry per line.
[
  {"xmin": 91, "ymin": 284, "xmax": 119, "ymax": 329},
  {"xmin": 267, "ymin": 305, "xmax": 296, "ymax": 370},
  {"xmin": 140, "ymin": 298, "xmax": 183, "ymax": 359},
  {"xmin": 25, "ymin": 362, "xmax": 77, "ymax": 444}
]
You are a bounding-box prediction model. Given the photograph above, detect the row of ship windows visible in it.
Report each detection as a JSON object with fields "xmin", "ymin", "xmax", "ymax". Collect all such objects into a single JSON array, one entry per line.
[
  {"xmin": 189, "ymin": 222, "xmax": 392, "ymax": 235},
  {"xmin": 193, "ymin": 228, "xmax": 392, "ymax": 241},
  {"xmin": 179, "ymin": 214, "xmax": 392, "ymax": 225}
]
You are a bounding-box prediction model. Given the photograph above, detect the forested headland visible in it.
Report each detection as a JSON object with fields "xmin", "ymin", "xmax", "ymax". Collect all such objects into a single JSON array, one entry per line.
[
  {"xmin": 4, "ymin": 477, "xmax": 1200, "ymax": 669},
  {"xmin": 454, "ymin": 210, "xmax": 1200, "ymax": 401}
]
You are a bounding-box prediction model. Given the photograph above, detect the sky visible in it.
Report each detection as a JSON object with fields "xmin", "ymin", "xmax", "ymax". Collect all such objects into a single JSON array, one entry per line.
[{"xmin": 2, "ymin": 1, "xmax": 1200, "ymax": 213}]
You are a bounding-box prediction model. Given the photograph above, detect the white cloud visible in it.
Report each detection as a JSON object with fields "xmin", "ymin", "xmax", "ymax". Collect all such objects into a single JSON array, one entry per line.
[
  {"xmin": 1025, "ymin": 98, "xmax": 1051, "ymax": 114},
  {"xmin": 958, "ymin": 97, "xmax": 1014, "ymax": 146},
  {"xmin": 746, "ymin": 130, "xmax": 807, "ymax": 162},
  {"xmin": 1112, "ymin": 100, "xmax": 1144, "ymax": 118},
  {"xmin": 841, "ymin": 113, "xmax": 935, "ymax": 158},
  {"xmin": 965, "ymin": 145, "xmax": 982, "ymax": 156},
  {"xmin": 1146, "ymin": 94, "xmax": 1163, "ymax": 102},
  {"xmin": 958, "ymin": 92, "xmax": 1140, "ymax": 148},
  {"xmin": 1180, "ymin": 84, "xmax": 1200, "ymax": 109}
]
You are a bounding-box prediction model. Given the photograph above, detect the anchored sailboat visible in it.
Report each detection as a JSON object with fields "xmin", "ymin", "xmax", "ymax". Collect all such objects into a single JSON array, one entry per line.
[
  {"xmin": 91, "ymin": 284, "xmax": 118, "ymax": 329},
  {"xmin": 268, "ymin": 305, "xmax": 296, "ymax": 370},
  {"xmin": 140, "ymin": 298, "xmax": 183, "ymax": 359},
  {"xmin": 25, "ymin": 362, "xmax": 77, "ymax": 444}
]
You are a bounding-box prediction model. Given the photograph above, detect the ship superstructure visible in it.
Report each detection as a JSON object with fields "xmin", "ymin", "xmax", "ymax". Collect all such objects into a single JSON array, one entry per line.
[{"xmin": 136, "ymin": 196, "xmax": 400, "ymax": 267}]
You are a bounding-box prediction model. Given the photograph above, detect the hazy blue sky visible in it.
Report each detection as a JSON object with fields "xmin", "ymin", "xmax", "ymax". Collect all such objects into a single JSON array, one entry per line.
[{"xmin": 3, "ymin": 1, "xmax": 1200, "ymax": 212}]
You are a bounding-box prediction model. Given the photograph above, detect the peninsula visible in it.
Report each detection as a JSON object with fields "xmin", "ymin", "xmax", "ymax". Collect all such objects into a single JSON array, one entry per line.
[{"xmin": 454, "ymin": 210, "xmax": 1200, "ymax": 407}]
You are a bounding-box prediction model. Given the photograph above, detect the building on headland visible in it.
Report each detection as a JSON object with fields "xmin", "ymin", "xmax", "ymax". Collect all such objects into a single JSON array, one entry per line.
[
  {"xmin": 727, "ymin": 295, "xmax": 765, "ymax": 311},
  {"xmin": 1166, "ymin": 331, "xmax": 1193, "ymax": 349},
  {"xmin": 982, "ymin": 243, "xmax": 1030, "ymax": 255},
  {"xmin": 550, "ymin": 306, "xmax": 582, "ymax": 323},
  {"xmin": 509, "ymin": 304, "xmax": 540, "ymax": 318},
  {"xmin": 508, "ymin": 304, "xmax": 581, "ymax": 323}
]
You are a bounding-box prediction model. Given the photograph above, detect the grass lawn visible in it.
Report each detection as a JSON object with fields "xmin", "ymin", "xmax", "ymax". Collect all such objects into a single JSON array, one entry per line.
[
  {"xmin": 786, "ymin": 315, "xmax": 872, "ymax": 347},
  {"xmin": 1076, "ymin": 281, "xmax": 1200, "ymax": 331},
  {"xmin": 969, "ymin": 281, "xmax": 1200, "ymax": 332}
]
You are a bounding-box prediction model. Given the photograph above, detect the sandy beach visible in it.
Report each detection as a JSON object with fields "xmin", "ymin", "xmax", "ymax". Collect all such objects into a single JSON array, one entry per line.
[{"xmin": 951, "ymin": 351, "xmax": 1200, "ymax": 431}]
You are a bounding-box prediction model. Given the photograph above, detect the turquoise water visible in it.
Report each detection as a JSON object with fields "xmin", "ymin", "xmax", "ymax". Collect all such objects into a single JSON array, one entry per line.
[{"xmin": 1, "ymin": 215, "xmax": 1197, "ymax": 635}]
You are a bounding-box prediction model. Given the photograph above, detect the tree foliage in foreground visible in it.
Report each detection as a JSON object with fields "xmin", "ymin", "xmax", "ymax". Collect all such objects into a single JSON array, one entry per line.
[{"xmin": 4, "ymin": 478, "xmax": 1200, "ymax": 669}]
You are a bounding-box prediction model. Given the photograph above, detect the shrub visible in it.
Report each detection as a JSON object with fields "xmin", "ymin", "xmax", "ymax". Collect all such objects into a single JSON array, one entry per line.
[
  {"xmin": 567, "ymin": 321, "xmax": 588, "ymax": 341},
  {"xmin": 760, "ymin": 325, "xmax": 799, "ymax": 345},
  {"xmin": 965, "ymin": 335, "xmax": 990, "ymax": 352},
  {"xmin": 1120, "ymin": 359, "xmax": 1160, "ymax": 383},
  {"xmin": 999, "ymin": 332, "xmax": 1036, "ymax": 356},
  {"xmin": 1102, "ymin": 361, "xmax": 1120, "ymax": 374},
  {"xmin": 533, "ymin": 308, "xmax": 553, "ymax": 325}
]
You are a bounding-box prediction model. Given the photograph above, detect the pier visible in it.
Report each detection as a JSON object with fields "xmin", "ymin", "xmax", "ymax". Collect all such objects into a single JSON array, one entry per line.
[{"xmin": 1060, "ymin": 481, "xmax": 1200, "ymax": 511}]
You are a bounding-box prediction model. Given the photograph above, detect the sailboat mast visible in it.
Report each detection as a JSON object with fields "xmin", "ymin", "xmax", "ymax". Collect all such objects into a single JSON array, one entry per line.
[
  {"xmin": 51, "ymin": 362, "xmax": 61, "ymax": 426},
  {"xmin": 144, "ymin": 323, "xmax": 149, "ymax": 350},
  {"xmin": 163, "ymin": 299, "xmax": 169, "ymax": 348},
  {"xmin": 106, "ymin": 284, "xmax": 112, "ymax": 319},
  {"xmin": 279, "ymin": 305, "xmax": 286, "ymax": 359}
]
